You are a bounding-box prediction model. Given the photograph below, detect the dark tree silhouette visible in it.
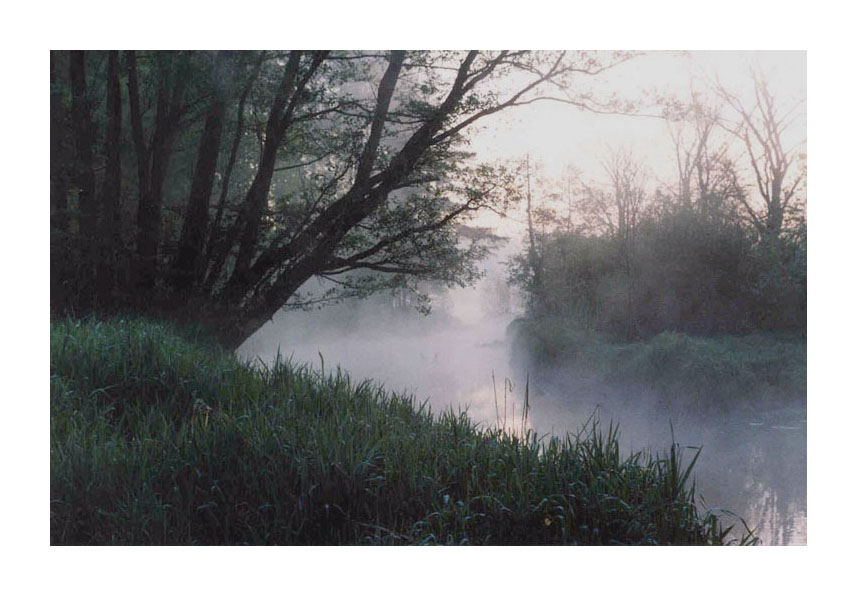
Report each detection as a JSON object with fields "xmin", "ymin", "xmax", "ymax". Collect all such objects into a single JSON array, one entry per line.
[{"xmin": 50, "ymin": 50, "xmax": 633, "ymax": 347}]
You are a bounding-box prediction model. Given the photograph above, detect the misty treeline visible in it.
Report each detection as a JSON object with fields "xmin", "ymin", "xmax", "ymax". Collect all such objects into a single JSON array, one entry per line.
[
  {"xmin": 50, "ymin": 50, "xmax": 633, "ymax": 348},
  {"xmin": 510, "ymin": 77, "xmax": 806, "ymax": 340}
]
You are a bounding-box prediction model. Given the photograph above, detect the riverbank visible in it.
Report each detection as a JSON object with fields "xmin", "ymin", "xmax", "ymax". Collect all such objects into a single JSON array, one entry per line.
[
  {"xmin": 509, "ymin": 317, "xmax": 806, "ymax": 413},
  {"xmin": 51, "ymin": 317, "xmax": 753, "ymax": 545}
]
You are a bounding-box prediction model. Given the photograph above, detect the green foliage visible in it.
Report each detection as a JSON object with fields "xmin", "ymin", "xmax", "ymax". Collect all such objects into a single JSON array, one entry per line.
[
  {"xmin": 510, "ymin": 318, "xmax": 806, "ymax": 411},
  {"xmin": 51, "ymin": 318, "xmax": 748, "ymax": 545},
  {"xmin": 512, "ymin": 206, "xmax": 806, "ymax": 339},
  {"xmin": 611, "ymin": 331, "xmax": 806, "ymax": 407}
]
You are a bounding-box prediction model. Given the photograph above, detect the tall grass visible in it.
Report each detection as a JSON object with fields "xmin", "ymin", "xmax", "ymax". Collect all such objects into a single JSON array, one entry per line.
[{"xmin": 51, "ymin": 317, "xmax": 752, "ymax": 545}]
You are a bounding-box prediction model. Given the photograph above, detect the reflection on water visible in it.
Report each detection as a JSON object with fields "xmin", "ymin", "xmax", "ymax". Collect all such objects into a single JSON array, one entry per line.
[
  {"xmin": 690, "ymin": 410, "xmax": 807, "ymax": 545},
  {"xmin": 513, "ymin": 374, "xmax": 807, "ymax": 545},
  {"xmin": 240, "ymin": 297, "xmax": 806, "ymax": 546}
]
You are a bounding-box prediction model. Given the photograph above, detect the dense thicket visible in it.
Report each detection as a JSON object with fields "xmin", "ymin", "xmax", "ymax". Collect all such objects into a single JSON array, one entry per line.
[
  {"xmin": 512, "ymin": 207, "xmax": 806, "ymax": 339},
  {"xmin": 50, "ymin": 50, "xmax": 630, "ymax": 348}
]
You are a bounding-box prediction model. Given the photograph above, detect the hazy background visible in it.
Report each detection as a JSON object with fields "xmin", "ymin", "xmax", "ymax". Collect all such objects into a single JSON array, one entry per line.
[{"xmin": 238, "ymin": 51, "xmax": 807, "ymax": 545}]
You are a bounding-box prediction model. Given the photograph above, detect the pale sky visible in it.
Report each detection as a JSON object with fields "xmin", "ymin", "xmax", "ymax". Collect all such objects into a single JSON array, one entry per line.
[
  {"xmin": 464, "ymin": 50, "xmax": 807, "ymax": 238},
  {"xmin": 469, "ymin": 51, "xmax": 806, "ymax": 176}
]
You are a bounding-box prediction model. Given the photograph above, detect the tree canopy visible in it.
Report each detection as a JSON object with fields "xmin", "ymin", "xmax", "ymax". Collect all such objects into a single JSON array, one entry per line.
[{"xmin": 50, "ymin": 50, "xmax": 633, "ymax": 347}]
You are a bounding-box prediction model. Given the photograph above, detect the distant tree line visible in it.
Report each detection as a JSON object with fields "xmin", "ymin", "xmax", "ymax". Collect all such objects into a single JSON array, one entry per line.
[
  {"xmin": 510, "ymin": 78, "xmax": 806, "ymax": 339},
  {"xmin": 50, "ymin": 50, "xmax": 632, "ymax": 347}
]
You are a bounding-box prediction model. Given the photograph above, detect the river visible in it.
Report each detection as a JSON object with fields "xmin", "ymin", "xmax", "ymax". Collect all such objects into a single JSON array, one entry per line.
[{"xmin": 238, "ymin": 288, "xmax": 807, "ymax": 545}]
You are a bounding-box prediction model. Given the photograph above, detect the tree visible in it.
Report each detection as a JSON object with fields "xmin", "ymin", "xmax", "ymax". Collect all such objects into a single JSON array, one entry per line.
[
  {"xmin": 126, "ymin": 50, "xmax": 194, "ymax": 291},
  {"xmin": 524, "ymin": 155, "xmax": 546, "ymax": 312},
  {"xmin": 171, "ymin": 51, "xmax": 228, "ymax": 292},
  {"xmin": 664, "ymin": 100, "xmax": 745, "ymax": 220},
  {"xmin": 717, "ymin": 72, "xmax": 806, "ymax": 241},
  {"xmin": 96, "ymin": 50, "xmax": 123, "ymax": 304},
  {"xmin": 50, "ymin": 50, "xmax": 634, "ymax": 348},
  {"xmin": 51, "ymin": 51, "xmax": 73, "ymax": 303},
  {"xmin": 576, "ymin": 148, "xmax": 649, "ymax": 246},
  {"xmin": 68, "ymin": 50, "xmax": 97, "ymax": 293}
]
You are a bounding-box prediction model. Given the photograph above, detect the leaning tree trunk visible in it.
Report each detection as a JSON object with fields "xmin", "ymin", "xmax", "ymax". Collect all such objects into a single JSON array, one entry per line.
[
  {"xmin": 203, "ymin": 53, "xmax": 264, "ymax": 292},
  {"xmin": 215, "ymin": 52, "xmax": 413, "ymax": 348},
  {"xmin": 225, "ymin": 139, "xmax": 281, "ymax": 297},
  {"xmin": 222, "ymin": 51, "xmax": 305, "ymax": 303}
]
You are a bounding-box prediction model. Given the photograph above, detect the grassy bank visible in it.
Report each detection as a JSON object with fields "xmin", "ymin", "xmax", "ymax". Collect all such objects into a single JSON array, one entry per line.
[
  {"xmin": 509, "ymin": 317, "xmax": 806, "ymax": 410},
  {"xmin": 51, "ymin": 318, "xmax": 751, "ymax": 545}
]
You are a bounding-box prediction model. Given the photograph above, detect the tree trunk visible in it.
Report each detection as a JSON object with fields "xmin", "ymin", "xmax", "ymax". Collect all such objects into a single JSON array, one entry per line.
[
  {"xmin": 126, "ymin": 51, "xmax": 152, "ymax": 292},
  {"xmin": 134, "ymin": 54, "xmax": 185, "ymax": 292},
  {"xmin": 225, "ymin": 52, "xmax": 305, "ymax": 302},
  {"xmin": 172, "ymin": 52, "xmax": 226, "ymax": 292},
  {"xmin": 225, "ymin": 139, "xmax": 281, "ymax": 299},
  {"xmin": 203, "ymin": 53, "xmax": 264, "ymax": 291},
  {"xmin": 69, "ymin": 50, "xmax": 97, "ymax": 294},
  {"xmin": 135, "ymin": 101, "xmax": 171, "ymax": 290},
  {"xmin": 216, "ymin": 51, "xmax": 417, "ymax": 343},
  {"xmin": 525, "ymin": 156, "xmax": 545, "ymax": 313},
  {"xmin": 766, "ymin": 175, "xmax": 784, "ymax": 240},
  {"xmin": 50, "ymin": 51, "xmax": 70, "ymax": 305},
  {"xmin": 97, "ymin": 50, "xmax": 123, "ymax": 305},
  {"xmin": 223, "ymin": 52, "xmax": 406, "ymax": 306},
  {"xmin": 206, "ymin": 50, "xmax": 470, "ymax": 349},
  {"xmin": 50, "ymin": 51, "xmax": 69, "ymax": 237}
]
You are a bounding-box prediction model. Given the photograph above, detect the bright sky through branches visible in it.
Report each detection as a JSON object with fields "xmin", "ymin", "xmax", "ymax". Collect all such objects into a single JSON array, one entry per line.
[{"xmin": 465, "ymin": 50, "xmax": 806, "ymax": 238}]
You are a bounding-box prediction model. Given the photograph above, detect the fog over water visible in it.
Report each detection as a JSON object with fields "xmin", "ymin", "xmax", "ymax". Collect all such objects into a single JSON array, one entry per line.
[{"xmin": 239, "ymin": 273, "xmax": 807, "ymax": 546}]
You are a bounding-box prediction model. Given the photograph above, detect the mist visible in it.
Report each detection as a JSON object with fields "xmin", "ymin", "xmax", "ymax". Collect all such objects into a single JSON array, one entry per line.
[
  {"xmin": 238, "ymin": 251, "xmax": 806, "ymax": 545},
  {"xmin": 238, "ymin": 254, "xmax": 525, "ymax": 429}
]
